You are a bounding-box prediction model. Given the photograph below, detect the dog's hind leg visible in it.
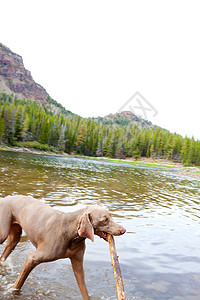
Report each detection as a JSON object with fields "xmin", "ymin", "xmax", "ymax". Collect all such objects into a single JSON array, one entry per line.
[
  {"xmin": 0, "ymin": 224, "xmax": 22, "ymax": 263},
  {"xmin": 13, "ymin": 249, "xmax": 46, "ymax": 290}
]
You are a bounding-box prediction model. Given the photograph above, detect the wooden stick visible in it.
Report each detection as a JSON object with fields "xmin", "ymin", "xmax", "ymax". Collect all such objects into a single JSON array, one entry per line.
[{"xmin": 97, "ymin": 200, "xmax": 126, "ymax": 300}]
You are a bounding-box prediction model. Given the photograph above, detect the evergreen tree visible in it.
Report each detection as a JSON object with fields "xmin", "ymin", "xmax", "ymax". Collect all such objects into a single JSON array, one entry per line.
[
  {"xmin": 0, "ymin": 117, "xmax": 5, "ymax": 142},
  {"xmin": 21, "ymin": 113, "xmax": 30, "ymax": 141},
  {"xmin": 1, "ymin": 93, "xmax": 200, "ymax": 166},
  {"xmin": 75, "ymin": 122, "xmax": 86, "ymax": 154}
]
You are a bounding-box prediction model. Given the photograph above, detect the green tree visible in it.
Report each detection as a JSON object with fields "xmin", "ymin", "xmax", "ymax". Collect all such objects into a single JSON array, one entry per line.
[
  {"xmin": 0, "ymin": 117, "xmax": 5, "ymax": 142},
  {"xmin": 132, "ymin": 148, "xmax": 140, "ymax": 160},
  {"xmin": 14, "ymin": 105, "xmax": 23, "ymax": 140},
  {"xmin": 150, "ymin": 144, "xmax": 155, "ymax": 158},
  {"xmin": 75, "ymin": 122, "xmax": 86, "ymax": 154},
  {"xmin": 21, "ymin": 113, "xmax": 30, "ymax": 141}
]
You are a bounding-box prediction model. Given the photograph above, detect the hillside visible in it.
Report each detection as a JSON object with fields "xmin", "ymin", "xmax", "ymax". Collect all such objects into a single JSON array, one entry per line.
[
  {"xmin": 0, "ymin": 43, "xmax": 73, "ymax": 117},
  {"xmin": 95, "ymin": 110, "xmax": 154, "ymax": 129},
  {"xmin": 0, "ymin": 43, "xmax": 48, "ymax": 102},
  {"xmin": 0, "ymin": 43, "xmax": 153, "ymax": 128},
  {"xmin": 0, "ymin": 42, "xmax": 200, "ymax": 166}
]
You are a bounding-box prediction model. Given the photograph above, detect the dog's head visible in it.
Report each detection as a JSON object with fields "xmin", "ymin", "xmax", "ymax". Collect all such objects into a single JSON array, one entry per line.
[{"xmin": 77, "ymin": 206, "xmax": 126, "ymax": 242}]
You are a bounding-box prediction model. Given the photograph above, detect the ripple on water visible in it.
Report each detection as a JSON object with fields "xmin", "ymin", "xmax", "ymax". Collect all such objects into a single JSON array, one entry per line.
[{"xmin": 0, "ymin": 151, "xmax": 200, "ymax": 299}]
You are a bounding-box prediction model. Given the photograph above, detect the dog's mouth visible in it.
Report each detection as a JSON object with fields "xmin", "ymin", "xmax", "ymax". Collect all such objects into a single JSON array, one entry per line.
[{"xmin": 96, "ymin": 231, "xmax": 109, "ymax": 242}]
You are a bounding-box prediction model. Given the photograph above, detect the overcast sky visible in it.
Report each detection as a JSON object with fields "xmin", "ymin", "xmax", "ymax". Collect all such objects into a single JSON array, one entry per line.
[{"xmin": 1, "ymin": 1, "xmax": 200, "ymax": 139}]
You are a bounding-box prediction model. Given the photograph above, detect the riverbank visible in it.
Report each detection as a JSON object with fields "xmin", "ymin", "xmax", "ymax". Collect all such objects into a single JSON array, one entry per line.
[{"xmin": 1, "ymin": 145, "xmax": 200, "ymax": 180}]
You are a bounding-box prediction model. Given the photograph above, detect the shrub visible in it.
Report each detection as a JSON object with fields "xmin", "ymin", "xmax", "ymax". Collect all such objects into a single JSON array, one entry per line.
[{"xmin": 15, "ymin": 141, "xmax": 58, "ymax": 153}]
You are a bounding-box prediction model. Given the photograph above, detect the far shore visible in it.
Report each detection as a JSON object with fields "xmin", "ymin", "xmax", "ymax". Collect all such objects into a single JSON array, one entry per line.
[{"xmin": 1, "ymin": 145, "xmax": 200, "ymax": 180}]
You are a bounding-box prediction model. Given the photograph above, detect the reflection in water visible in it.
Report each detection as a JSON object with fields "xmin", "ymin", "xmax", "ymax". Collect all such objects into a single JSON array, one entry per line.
[{"xmin": 0, "ymin": 150, "xmax": 200, "ymax": 299}]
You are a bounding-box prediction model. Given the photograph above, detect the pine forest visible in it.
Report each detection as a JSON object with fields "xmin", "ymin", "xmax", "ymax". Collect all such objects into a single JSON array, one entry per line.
[{"xmin": 0, "ymin": 93, "xmax": 200, "ymax": 167}]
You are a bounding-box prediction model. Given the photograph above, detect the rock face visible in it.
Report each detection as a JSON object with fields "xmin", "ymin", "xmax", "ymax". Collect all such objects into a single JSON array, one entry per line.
[{"xmin": 0, "ymin": 43, "xmax": 48, "ymax": 102}]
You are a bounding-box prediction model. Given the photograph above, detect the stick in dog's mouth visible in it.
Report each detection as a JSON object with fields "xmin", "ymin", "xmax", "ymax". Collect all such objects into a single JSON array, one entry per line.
[
  {"xmin": 100, "ymin": 231, "xmax": 108, "ymax": 242},
  {"xmin": 95, "ymin": 231, "xmax": 109, "ymax": 242}
]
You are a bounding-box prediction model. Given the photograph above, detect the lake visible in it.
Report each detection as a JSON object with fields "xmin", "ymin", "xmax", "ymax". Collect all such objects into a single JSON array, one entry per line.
[{"xmin": 0, "ymin": 150, "xmax": 200, "ymax": 300}]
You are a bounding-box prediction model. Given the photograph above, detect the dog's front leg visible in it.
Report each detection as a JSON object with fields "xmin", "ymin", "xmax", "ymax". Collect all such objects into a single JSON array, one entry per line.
[{"xmin": 70, "ymin": 248, "xmax": 90, "ymax": 300}]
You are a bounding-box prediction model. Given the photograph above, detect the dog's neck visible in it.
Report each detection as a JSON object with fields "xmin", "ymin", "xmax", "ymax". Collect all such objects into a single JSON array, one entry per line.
[{"xmin": 60, "ymin": 207, "xmax": 88, "ymax": 241}]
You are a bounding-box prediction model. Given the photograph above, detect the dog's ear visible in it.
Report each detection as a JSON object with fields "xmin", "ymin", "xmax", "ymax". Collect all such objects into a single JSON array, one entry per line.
[{"xmin": 78, "ymin": 213, "xmax": 94, "ymax": 242}]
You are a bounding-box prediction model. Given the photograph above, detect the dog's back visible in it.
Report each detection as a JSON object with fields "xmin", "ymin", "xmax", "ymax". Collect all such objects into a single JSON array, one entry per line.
[{"xmin": 0, "ymin": 195, "xmax": 60, "ymax": 247}]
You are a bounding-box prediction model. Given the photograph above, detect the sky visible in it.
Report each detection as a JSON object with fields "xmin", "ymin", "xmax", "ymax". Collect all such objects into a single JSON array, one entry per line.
[{"xmin": 1, "ymin": 1, "xmax": 200, "ymax": 139}]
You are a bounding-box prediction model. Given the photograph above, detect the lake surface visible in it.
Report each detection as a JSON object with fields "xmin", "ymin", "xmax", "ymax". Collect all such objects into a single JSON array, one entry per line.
[{"xmin": 0, "ymin": 150, "xmax": 200, "ymax": 300}]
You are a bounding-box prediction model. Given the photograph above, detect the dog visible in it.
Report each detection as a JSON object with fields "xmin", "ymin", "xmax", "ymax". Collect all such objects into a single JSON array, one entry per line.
[{"xmin": 0, "ymin": 195, "xmax": 126, "ymax": 299}]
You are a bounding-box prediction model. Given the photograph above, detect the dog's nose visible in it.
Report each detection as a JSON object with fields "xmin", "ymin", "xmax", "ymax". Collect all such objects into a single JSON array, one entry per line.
[{"xmin": 120, "ymin": 227, "xmax": 126, "ymax": 235}]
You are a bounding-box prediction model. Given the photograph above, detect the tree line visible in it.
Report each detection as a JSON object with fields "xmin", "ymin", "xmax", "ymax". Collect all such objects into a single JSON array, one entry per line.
[{"xmin": 0, "ymin": 93, "xmax": 200, "ymax": 166}]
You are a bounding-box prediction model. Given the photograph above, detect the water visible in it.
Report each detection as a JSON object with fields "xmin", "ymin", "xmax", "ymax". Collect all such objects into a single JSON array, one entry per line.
[{"xmin": 0, "ymin": 150, "xmax": 200, "ymax": 299}]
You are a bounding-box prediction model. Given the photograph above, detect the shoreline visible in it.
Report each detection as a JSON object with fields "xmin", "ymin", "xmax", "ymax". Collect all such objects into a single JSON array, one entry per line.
[{"xmin": 1, "ymin": 145, "xmax": 200, "ymax": 180}]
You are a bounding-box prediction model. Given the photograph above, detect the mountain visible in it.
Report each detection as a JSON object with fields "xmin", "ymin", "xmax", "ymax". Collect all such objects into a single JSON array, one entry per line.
[
  {"xmin": 95, "ymin": 110, "xmax": 154, "ymax": 129},
  {"xmin": 0, "ymin": 43, "xmax": 49, "ymax": 103},
  {"xmin": 0, "ymin": 43, "xmax": 199, "ymax": 166},
  {"xmin": 0, "ymin": 43, "xmax": 73, "ymax": 116},
  {"xmin": 0, "ymin": 43, "xmax": 153, "ymax": 128}
]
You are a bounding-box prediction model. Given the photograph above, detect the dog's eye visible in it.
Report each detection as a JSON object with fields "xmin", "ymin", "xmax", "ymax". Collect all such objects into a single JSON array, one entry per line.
[{"xmin": 99, "ymin": 216, "xmax": 109, "ymax": 224}]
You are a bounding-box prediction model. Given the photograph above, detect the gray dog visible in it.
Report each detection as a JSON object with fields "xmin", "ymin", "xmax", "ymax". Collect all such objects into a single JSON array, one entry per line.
[{"xmin": 0, "ymin": 195, "xmax": 126, "ymax": 299}]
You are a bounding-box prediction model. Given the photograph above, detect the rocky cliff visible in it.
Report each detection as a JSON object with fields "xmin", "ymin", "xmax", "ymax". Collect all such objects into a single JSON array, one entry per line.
[{"xmin": 0, "ymin": 43, "xmax": 48, "ymax": 102}]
